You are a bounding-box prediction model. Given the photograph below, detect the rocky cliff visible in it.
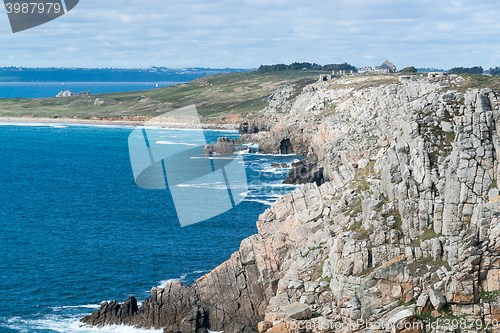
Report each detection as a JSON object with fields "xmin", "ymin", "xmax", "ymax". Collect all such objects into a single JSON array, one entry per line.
[{"xmin": 82, "ymin": 74, "xmax": 500, "ymax": 332}]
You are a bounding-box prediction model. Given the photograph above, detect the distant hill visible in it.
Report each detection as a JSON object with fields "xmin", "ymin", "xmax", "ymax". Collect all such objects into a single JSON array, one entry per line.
[
  {"xmin": 0, "ymin": 67, "xmax": 253, "ymax": 82},
  {"xmin": 0, "ymin": 69, "xmax": 325, "ymax": 121}
]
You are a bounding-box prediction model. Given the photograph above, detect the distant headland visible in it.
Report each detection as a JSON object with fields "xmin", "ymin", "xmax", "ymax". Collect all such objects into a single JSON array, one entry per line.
[{"xmin": 0, "ymin": 67, "xmax": 253, "ymax": 83}]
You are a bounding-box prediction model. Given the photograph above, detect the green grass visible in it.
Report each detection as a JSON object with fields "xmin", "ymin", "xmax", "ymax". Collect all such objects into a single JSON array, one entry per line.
[
  {"xmin": 488, "ymin": 179, "xmax": 497, "ymax": 192},
  {"xmin": 407, "ymin": 255, "xmax": 450, "ymax": 277},
  {"xmin": 0, "ymin": 70, "xmax": 329, "ymax": 122},
  {"xmin": 478, "ymin": 290, "xmax": 500, "ymax": 303},
  {"xmin": 348, "ymin": 198, "xmax": 363, "ymax": 216},
  {"xmin": 301, "ymin": 244, "xmax": 323, "ymax": 258},
  {"xmin": 349, "ymin": 213, "xmax": 370, "ymax": 240},
  {"xmin": 457, "ymin": 74, "xmax": 500, "ymax": 91},
  {"xmin": 383, "ymin": 208, "xmax": 403, "ymax": 232},
  {"xmin": 357, "ymin": 266, "xmax": 376, "ymax": 277},
  {"xmin": 350, "ymin": 160, "xmax": 376, "ymax": 193},
  {"xmin": 410, "ymin": 228, "xmax": 439, "ymax": 246}
]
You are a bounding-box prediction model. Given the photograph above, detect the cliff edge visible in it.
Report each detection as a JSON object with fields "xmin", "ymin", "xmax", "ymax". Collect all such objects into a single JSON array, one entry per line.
[{"xmin": 82, "ymin": 74, "xmax": 500, "ymax": 332}]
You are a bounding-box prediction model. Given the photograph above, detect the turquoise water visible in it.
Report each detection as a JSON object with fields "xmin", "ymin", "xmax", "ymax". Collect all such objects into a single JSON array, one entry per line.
[
  {"xmin": 0, "ymin": 82, "xmax": 182, "ymax": 99},
  {"xmin": 0, "ymin": 123, "xmax": 300, "ymax": 332}
]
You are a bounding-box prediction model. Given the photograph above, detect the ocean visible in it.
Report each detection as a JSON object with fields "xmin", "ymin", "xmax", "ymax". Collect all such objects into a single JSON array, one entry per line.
[
  {"xmin": 0, "ymin": 123, "xmax": 301, "ymax": 332},
  {"xmin": 0, "ymin": 82, "xmax": 182, "ymax": 99}
]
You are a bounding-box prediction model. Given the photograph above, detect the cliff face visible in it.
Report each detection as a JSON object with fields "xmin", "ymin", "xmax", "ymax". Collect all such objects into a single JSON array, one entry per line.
[{"xmin": 83, "ymin": 75, "xmax": 500, "ymax": 332}]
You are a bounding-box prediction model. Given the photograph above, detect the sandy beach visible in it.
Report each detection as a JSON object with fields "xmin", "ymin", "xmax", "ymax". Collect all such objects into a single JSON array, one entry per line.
[{"xmin": 0, "ymin": 117, "xmax": 240, "ymax": 130}]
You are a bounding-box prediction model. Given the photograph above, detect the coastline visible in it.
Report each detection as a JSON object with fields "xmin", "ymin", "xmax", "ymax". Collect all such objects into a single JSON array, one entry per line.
[{"xmin": 0, "ymin": 116, "xmax": 240, "ymax": 130}]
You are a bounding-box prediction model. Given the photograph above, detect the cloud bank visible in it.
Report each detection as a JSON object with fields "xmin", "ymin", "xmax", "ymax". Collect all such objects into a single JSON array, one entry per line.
[{"xmin": 0, "ymin": 0, "xmax": 499, "ymax": 69}]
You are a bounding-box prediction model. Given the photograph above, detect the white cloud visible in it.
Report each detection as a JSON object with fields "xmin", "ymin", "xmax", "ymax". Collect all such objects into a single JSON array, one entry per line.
[
  {"xmin": 435, "ymin": 22, "xmax": 456, "ymax": 32},
  {"xmin": 0, "ymin": 0, "xmax": 499, "ymax": 69}
]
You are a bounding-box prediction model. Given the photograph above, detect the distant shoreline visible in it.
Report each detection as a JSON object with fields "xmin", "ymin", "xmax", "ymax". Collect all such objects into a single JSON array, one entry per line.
[{"xmin": 0, "ymin": 117, "xmax": 240, "ymax": 130}]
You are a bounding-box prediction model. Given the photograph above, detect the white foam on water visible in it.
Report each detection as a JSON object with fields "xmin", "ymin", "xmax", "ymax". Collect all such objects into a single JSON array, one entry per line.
[
  {"xmin": 157, "ymin": 273, "xmax": 187, "ymax": 288},
  {"xmin": 192, "ymin": 270, "xmax": 209, "ymax": 274},
  {"xmin": 0, "ymin": 122, "xmax": 51, "ymax": 127},
  {"xmin": 243, "ymin": 198, "xmax": 275, "ymax": 206},
  {"xmin": 52, "ymin": 304, "xmax": 101, "ymax": 311},
  {"xmin": 176, "ymin": 182, "xmax": 231, "ymax": 190},
  {"xmin": 3, "ymin": 314, "xmax": 164, "ymax": 333},
  {"xmin": 257, "ymin": 168, "xmax": 290, "ymax": 174},
  {"xmin": 241, "ymin": 143, "xmax": 258, "ymax": 148},
  {"xmin": 155, "ymin": 141, "xmax": 199, "ymax": 146},
  {"xmin": 0, "ymin": 122, "xmax": 139, "ymax": 130},
  {"xmin": 247, "ymin": 183, "xmax": 300, "ymax": 189},
  {"xmin": 189, "ymin": 156, "xmax": 239, "ymax": 160},
  {"xmin": 253, "ymin": 152, "xmax": 298, "ymax": 157},
  {"xmin": 139, "ymin": 126, "xmax": 238, "ymax": 133},
  {"xmin": 157, "ymin": 270, "xmax": 211, "ymax": 288}
]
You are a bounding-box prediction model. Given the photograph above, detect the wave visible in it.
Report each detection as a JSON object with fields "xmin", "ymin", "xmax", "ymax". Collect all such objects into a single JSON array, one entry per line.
[
  {"xmin": 256, "ymin": 168, "xmax": 290, "ymax": 173},
  {"xmin": 157, "ymin": 275, "xmax": 187, "ymax": 288},
  {"xmin": 247, "ymin": 183, "xmax": 299, "ymax": 189},
  {"xmin": 0, "ymin": 122, "xmax": 140, "ymax": 130},
  {"xmin": 253, "ymin": 152, "xmax": 298, "ymax": 157},
  {"xmin": 243, "ymin": 198, "xmax": 275, "ymax": 206},
  {"xmin": 157, "ymin": 270, "xmax": 211, "ymax": 288},
  {"xmin": 241, "ymin": 143, "xmax": 258, "ymax": 148},
  {"xmin": 0, "ymin": 122, "xmax": 52, "ymax": 127},
  {"xmin": 52, "ymin": 304, "xmax": 101, "ymax": 311},
  {"xmin": 155, "ymin": 141, "xmax": 199, "ymax": 146},
  {"xmin": 2, "ymin": 314, "xmax": 163, "ymax": 333},
  {"xmin": 140, "ymin": 126, "xmax": 238, "ymax": 133},
  {"xmin": 176, "ymin": 183, "xmax": 230, "ymax": 190}
]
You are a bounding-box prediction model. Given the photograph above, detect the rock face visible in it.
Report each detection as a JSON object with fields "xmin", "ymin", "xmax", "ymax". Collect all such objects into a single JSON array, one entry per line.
[
  {"xmin": 283, "ymin": 303, "xmax": 312, "ymax": 320},
  {"xmin": 56, "ymin": 90, "xmax": 90, "ymax": 97},
  {"xmin": 283, "ymin": 158, "xmax": 323, "ymax": 185},
  {"xmin": 83, "ymin": 75, "xmax": 500, "ymax": 332},
  {"xmin": 204, "ymin": 137, "xmax": 236, "ymax": 155}
]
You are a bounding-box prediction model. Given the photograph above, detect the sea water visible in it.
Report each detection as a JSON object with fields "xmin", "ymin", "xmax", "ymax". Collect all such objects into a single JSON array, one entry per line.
[
  {"xmin": 0, "ymin": 82, "xmax": 182, "ymax": 99},
  {"xmin": 0, "ymin": 123, "xmax": 301, "ymax": 332}
]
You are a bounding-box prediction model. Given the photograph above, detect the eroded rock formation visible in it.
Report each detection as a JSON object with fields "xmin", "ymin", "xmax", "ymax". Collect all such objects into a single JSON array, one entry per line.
[{"xmin": 83, "ymin": 75, "xmax": 500, "ymax": 332}]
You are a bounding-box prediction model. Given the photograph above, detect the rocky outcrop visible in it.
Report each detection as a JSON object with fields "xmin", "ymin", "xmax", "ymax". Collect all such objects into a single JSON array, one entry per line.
[
  {"xmin": 83, "ymin": 75, "xmax": 500, "ymax": 333},
  {"xmin": 204, "ymin": 137, "xmax": 236, "ymax": 155},
  {"xmin": 283, "ymin": 158, "xmax": 323, "ymax": 185},
  {"xmin": 56, "ymin": 90, "xmax": 90, "ymax": 97}
]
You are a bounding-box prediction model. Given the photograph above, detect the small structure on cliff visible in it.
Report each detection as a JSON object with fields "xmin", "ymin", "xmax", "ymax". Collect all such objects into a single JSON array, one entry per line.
[
  {"xmin": 428, "ymin": 72, "xmax": 448, "ymax": 78},
  {"xmin": 398, "ymin": 75, "xmax": 419, "ymax": 82},
  {"xmin": 358, "ymin": 60, "xmax": 397, "ymax": 74}
]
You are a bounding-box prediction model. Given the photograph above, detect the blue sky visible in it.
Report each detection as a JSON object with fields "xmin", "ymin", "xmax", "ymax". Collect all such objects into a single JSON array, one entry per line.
[{"xmin": 1, "ymin": 0, "xmax": 499, "ymax": 69}]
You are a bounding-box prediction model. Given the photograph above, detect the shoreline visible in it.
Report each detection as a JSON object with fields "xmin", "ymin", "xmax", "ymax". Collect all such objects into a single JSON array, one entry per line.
[{"xmin": 0, "ymin": 117, "xmax": 240, "ymax": 130}]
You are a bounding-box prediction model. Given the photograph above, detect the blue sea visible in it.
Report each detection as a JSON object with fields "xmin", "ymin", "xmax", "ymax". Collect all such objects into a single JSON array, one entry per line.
[
  {"xmin": 0, "ymin": 82, "xmax": 182, "ymax": 99},
  {"xmin": 0, "ymin": 123, "xmax": 300, "ymax": 332}
]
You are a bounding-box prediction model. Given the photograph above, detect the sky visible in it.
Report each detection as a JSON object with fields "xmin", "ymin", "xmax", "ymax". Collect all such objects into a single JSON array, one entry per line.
[{"xmin": 1, "ymin": 0, "xmax": 499, "ymax": 70}]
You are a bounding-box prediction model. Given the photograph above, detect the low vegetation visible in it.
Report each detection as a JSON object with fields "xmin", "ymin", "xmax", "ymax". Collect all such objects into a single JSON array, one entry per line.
[
  {"xmin": 399, "ymin": 66, "xmax": 417, "ymax": 74},
  {"xmin": 0, "ymin": 70, "xmax": 324, "ymax": 122},
  {"xmin": 258, "ymin": 62, "xmax": 356, "ymax": 72},
  {"xmin": 449, "ymin": 66, "xmax": 484, "ymax": 75},
  {"xmin": 407, "ymin": 255, "xmax": 450, "ymax": 277}
]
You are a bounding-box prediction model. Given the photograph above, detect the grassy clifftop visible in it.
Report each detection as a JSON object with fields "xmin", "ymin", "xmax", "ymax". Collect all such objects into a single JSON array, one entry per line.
[{"xmin": 0, "ymin": 70, "xmax": 327, "ymax": 122}]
